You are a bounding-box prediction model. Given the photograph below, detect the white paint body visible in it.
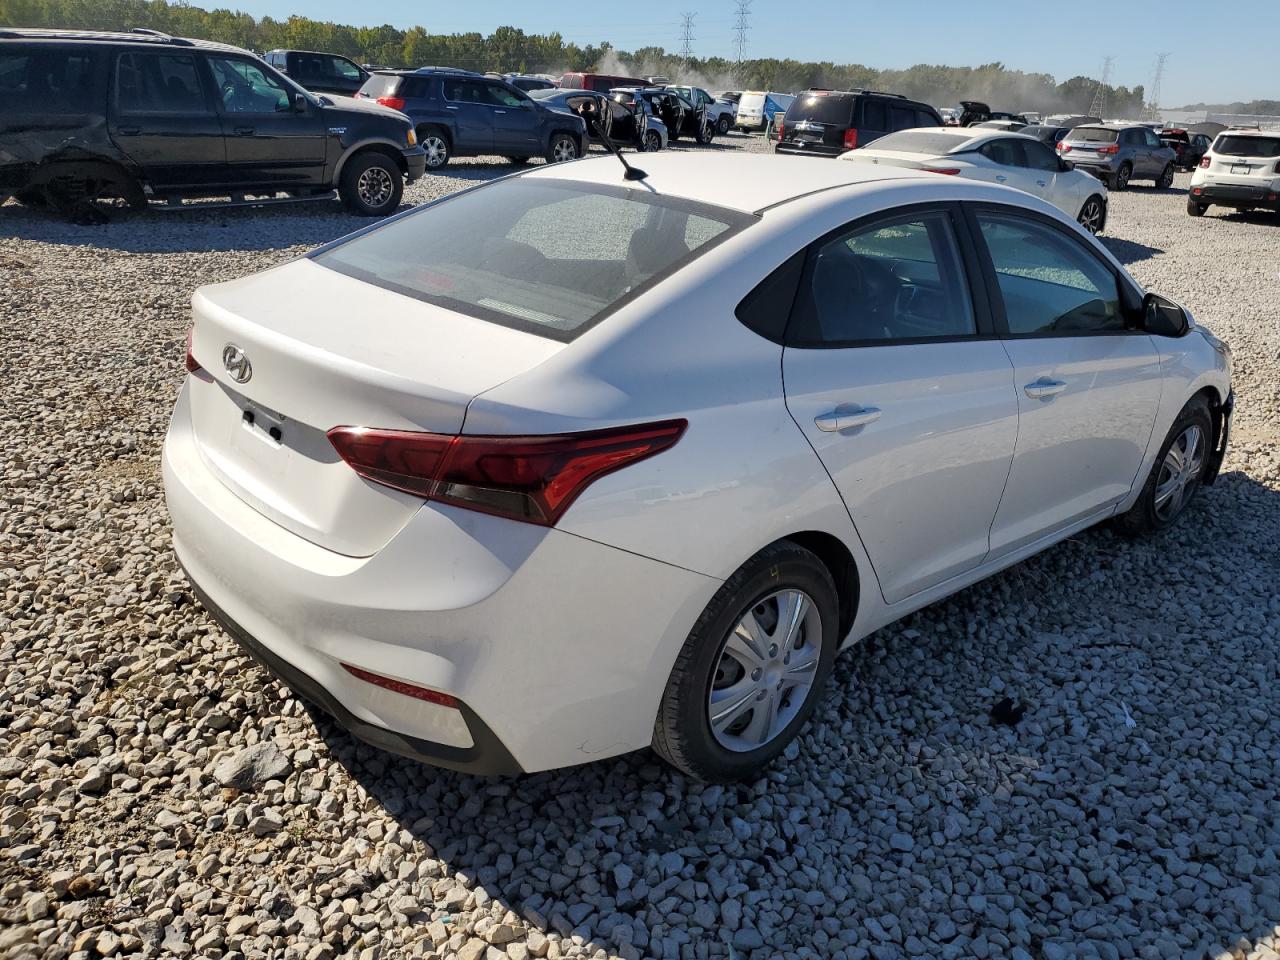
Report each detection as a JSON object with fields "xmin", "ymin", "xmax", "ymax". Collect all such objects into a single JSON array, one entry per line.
[
  {"xmin": 164, "ymin": 153, "xmax": 1229, "ymax": 773},
  {"xmin": 840, "ymin": 126, "xmax": 1107, "ymax": 224}
]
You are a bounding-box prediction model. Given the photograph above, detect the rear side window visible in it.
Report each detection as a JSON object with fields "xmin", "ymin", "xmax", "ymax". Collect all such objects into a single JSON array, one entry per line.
[
  {"xmin": 313, "ymin": 179, "xmax": 754, "ymax": 341},
  {"xmin": 977, "ymin": 213, "xmax": 1122, "ymax": 335},
  {"xmin": 358, "ymin": 73, "xmax": 402, "ymax": 98},
  {"xmin": 1213, "ymin": 135, "xmax": 1280, "ymax": 157},
  {"xmin": 784, "ymin": 93, "xmax": 853, "ymax": 125},
  {"xmin": 116, "ymin": 52, "xmax": 208, "ymax": 114},
  {"xmin": 980, "ymin": 139, "xmax": 1023, "ymax": 166},
  {"xmin": 0, "ymin": 49, "xmax": 99, "ymax": 112},
  {"xmin": 1072, "ymin": 127, "xmax": 1118, "ymax": 143},
  {"xmin": 890, "ymin": 106, "xmax": 918, "ymax": 132},
  {"xmin": 443, "ymin": 78, "xmax": 489, "ymax": 103},
  {"xmin": 789, "ymin": 212, "xmax": 975, "ymax": 346}
]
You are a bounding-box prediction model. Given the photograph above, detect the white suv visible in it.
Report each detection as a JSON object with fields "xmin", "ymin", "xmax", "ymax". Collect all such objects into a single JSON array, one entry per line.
[{"xmin": 1188, "ymin": 128, "xmax": 1280, "ymax": 217}]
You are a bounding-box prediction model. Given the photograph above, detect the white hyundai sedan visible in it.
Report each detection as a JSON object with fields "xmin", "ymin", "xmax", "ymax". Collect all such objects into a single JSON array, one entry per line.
[
  {"xmin": 838, "ymin": 126, "xmax": 1110, "ymax": 234},
  {"xmin": 165, "ymin": 153, "xmax": 1232, "ymax": 782}
]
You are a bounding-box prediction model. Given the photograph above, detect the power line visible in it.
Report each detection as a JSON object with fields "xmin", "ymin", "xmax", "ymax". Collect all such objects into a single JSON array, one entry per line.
[
  {"xmin": 679, "ymin": 12, "xmax": 696, "ymax": 64},
  {"xmin": 732, "ymin": 0, "xmax": 752, "ymax": 78},
  {"xmin": 1089, "ymin": 55, "xmax": 1114, "ymax": 118},
  {"xmin": 1144, "ymin": 53, "xmax": 1169, "ymax": 120}
]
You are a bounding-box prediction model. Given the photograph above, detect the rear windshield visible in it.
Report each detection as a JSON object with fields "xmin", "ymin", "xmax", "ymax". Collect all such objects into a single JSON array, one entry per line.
[
  {"xmin": 859, "ymin": 129, "xmax": 974, "ymax": 154},
  {"xmin": 313, "ymin": 179, "xmax": 754, "ymax": 341},
  {"xmin": 358, "ymin": 74, "xmax": 402, "ymax": 98},
  {"xmin": 1213, "ymin": 134, "xmax": 1280, "ymax": 158},
  {"xmin": 1070, "ymin": 127, "xmax": 1119, "ymax": 143},
  {"xmin": 784, "ymin": 93, "xmax": 854, "ymax": 125}
]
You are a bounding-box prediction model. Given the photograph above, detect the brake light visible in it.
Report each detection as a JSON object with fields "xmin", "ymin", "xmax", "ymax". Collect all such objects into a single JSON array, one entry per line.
[
  {"xmin": 340, "ymin": 663, "xmax": 459, "ymax": 707},
  {"xmin": 843, "ymin": 128, "xmax": 858, "ymax": 150},
  {"xmin": 1059, "ymin": 143, "xmax": 1071, "ymax": 153},
  {"xmin": 1200, "ymin": 156, "xmax": 1211, "ymax": 168},
  {"xmin": 376, "ymin": 96, "xmax": 407, "ymax": 111},
  {"xmin": 1098, "ymin": 144, "xmax": 1120, "ymax": 155},
  {"xmin": 777, "ymin": 121, "xmax": 784, "ymax": 139},
  {"xmin": 921, "ymin": 167, "xmax": 961, "ymax": 175},
  {"xmin": 328, "ymin": 420, "xmax": 687, "ymax": 526},
  {"xmin": 185, "ymin": 327, "xmax": 201, "ymax": 373}
]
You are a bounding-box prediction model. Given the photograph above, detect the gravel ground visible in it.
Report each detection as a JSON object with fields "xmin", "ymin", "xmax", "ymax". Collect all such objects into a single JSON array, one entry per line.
[{"xmin": 2, "ymin": 135, "xmax": 1279, "ymax": 960}]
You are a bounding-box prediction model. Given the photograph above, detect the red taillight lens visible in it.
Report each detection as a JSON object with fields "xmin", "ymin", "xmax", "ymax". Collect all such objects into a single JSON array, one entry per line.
[
  {"xmin": 376, "ymin": 96, "xmax": 406, "ymax": 111},
  {"xmin": 777, "ymin": 121, "xmax": 784, "ymax": 139},
  {"xmin": 1059, "ymin": 143, "xmax": 1071, "ymax": 153},
  {"xmin": 1099, "ymin": 144, "xmax": 1119, "ymax": 155},
  {"xmin": 340, "ymin": 663, "xmax": 458, "ymax": 707},
  {"xmin": 328, "ymin": 420, "xmax": 687, "ymax": 526},
  {"xmin": 921, "ymin": 167, "xmax": 961, "ymax": 175},
  {"xmin": 843, "ymin": 128, "xmax": 858, "ymax": 150},
  {"xmin": 185, "ymin": 327, "xmax": 201, "ymax": 373},
  {"xmin": 1200, "ymin": 156, "xmax": 1211, "ymax": 168}
]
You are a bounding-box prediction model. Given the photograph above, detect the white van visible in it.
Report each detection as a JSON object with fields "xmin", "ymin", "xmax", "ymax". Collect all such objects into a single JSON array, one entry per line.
[{"xmin": 735, "ymin": 91, "xmax": 796, "ymax": 131}]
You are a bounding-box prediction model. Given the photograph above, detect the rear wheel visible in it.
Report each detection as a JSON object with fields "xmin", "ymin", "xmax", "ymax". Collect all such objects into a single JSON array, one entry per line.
[
  {"xmin": 338, "ymin": 152, "xmax": 402, "ymax": 217},
  {"xmin": 1077, "ymin": 195, "xmax": 1105, "ymax": 234},
  {"xmin": 418, "ymin": 127, "xmax": 450, "ymax": 170},
  {"xmin": 1109, "ymin": 162, "xmax": 1132, "ymax": 191},
  {"xmin": 1156, "ymin": 163, "xmax": 1175, "ymax": 188},
  {"xmin": 652, "ymin": 541, "xmax": 839, "ymax": 782},
  {"xmin": 1115, "ymin": 397, "xmax": 1213, "ymax": 535},
  {"xmin": 1187, "ymin": 198, "xmax": 1208, "ymax": 217},
  {"xmin": 546, "ymin": 133, "xmax": 578, "ymax": 163}
]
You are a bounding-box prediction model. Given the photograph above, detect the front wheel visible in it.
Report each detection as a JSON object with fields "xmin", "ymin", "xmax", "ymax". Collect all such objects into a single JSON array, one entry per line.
[
  {"xmin": 652, "ymin": 541, "xmax": 839, "ymax": 782},
  {"xmin": 1077, "ymin": 195, "xmax": 1105, "ymax": 234},
  {"xmin": 338, "ymin": 152, "xmax": 403, "ymax": 217},
  {"xmin": 716, "ymin": 114, "xmax": 732, "ymax": 135},
  {"xmin": 1114, "ymin": 397, "xmax": 1213, "ymax": 535},
  {"xmin": 1156, "ymin": 163, "xmax": 1175, "ymax": 189},
  {"xmin": 1187, "ymin": 198, "xmax": 1208, "ymax": 217},
  {"xmin": 546, "ymin": 134, "xmax": 579, "ymax": 163}
]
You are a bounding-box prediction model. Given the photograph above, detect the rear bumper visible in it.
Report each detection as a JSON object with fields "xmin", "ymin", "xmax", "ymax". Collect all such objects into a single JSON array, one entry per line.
[
  {"xmin": 1070, "ymin": 159, "xmax": 1117, "ymax": 177},
  {"xmin": 162, "ymin": 381, "xmax": 718, "ymax": 774},
  {"xmin": 1190, "ymin": 182, "xmax": 1280, "ymax": 210}
]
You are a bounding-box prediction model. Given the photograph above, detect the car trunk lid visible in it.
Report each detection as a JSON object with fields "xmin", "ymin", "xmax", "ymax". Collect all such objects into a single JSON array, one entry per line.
[{"xmin": 186, "ymin": 258, "xmax": 562, "ymax": 556}]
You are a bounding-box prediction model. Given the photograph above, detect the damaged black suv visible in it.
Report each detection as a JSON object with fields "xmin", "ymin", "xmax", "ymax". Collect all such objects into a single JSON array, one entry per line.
[{"xmin": 0, "ymin": 28, "xmax": 426, "ymax": 219}]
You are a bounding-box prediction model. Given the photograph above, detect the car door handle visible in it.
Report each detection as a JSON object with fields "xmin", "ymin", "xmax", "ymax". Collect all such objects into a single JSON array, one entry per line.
[
  {"xmin": 234, "ymin": 126, "xmax": 255, "ymax": 136},
  {"xmin": 1036, "ymin": 179, "xmax": 1047, "ymax": 187},
  {"xmin": 815, "ymin": 404, "xmax": 882, "ymax": 432},
  {"xmin": 446, "ymin": 105, "xmax": 459, "ymax": 110},
  {"xmin": 117, "ymin": 126, "xmax": 141, "ymax": 136},
  {"xmin": 995, "ymin": 174, "xmax": 1007, "ymax": 182},
  {"xmin": 1024, "ymin": 377, "xmax": 1067, "ymax": 399},
  {"xmin": 493, "ymin": 109, "xmax": 507, "ymax": 114}
]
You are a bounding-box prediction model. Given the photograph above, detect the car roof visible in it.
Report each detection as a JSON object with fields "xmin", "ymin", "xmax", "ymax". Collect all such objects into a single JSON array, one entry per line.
[
  {"xmin": 525, "ymin": 152, "xmax": 938, "ymax": 214},
  {"xmin": 0, "ymin": 27, "xmax": 250, "ymax": 56}
]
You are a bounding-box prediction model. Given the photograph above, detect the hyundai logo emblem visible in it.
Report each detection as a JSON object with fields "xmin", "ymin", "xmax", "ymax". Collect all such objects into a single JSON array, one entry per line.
[{"xmin": 222, "ymin": 344, "xmax": 252, "ymax": 384}]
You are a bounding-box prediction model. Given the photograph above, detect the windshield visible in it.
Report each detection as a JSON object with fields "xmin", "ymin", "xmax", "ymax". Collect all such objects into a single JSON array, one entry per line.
[
  {"xmin": 784, "ymin": 94, "xmax": 853, "ymax": 125},
  {"xmin": 313, "ymin": 179, "xmax": 754, "ymax": 341},
  {"xmin": 859, "ymin": 130, "xmax": 976, "ymax": 154},
  {"xmin": 1070, "ymin": 127, "xmax": 1119, "ymax": 143},
  {"xmin": 1213, "ymin": 135, "xmax": 1280, "ymax": 158}
]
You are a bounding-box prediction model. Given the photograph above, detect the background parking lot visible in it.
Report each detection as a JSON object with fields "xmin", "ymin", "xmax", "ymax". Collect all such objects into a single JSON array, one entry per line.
[{"xmin": 2, "ymin": 136, "xmax": 1279, "ymax": 960}]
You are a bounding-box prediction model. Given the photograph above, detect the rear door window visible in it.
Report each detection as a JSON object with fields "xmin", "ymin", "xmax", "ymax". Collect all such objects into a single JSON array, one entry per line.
[
  {"xmin": 116, "ymin": 52, "xmax": 209, "ymax": 114},
  {"xmin": 443, "ymin": 78, "xmax": 490, "ymax": 104},
  {"xmin": 890, "ymin": 105, "xmax": 917, "ymax": 131},
  {"xmin": 980, "ymin": 138, "xmax": 1023, "ymax": 167},
  {"xmin": 860, "ymin": 99, "xmax": 888, "ymax": 131},
  {"xmin": 1022, "ymin": 140, "xmax": 1061, "ymax": 171}
]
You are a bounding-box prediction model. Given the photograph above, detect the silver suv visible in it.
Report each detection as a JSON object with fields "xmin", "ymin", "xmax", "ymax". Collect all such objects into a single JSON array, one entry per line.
[{"xmin": 1058, "ymin": 123, "xmax": 1177, "ymax": 191}]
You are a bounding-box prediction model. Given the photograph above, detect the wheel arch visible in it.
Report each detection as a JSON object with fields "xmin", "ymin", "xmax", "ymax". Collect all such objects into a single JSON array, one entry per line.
[
  {"xmin": 779, "ymin": 531, "xmax": 860, "ymax": 642},
  {"xmin": 415, "ymin": 122, "xmax": 452, "ymax": 147},
  {"xmin": 334, "ymin": 140, "xmax": 407, "ymax": 181}
]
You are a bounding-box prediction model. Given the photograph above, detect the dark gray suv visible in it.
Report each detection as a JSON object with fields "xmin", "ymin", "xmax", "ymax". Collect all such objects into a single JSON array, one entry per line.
[
  {"xmin": 356, "ymin": 68, "xmax": 587, "ymax": 169},
  {"xmin": 1058, "ymin": 123, "xmax": 1177, "ymax": 190}
]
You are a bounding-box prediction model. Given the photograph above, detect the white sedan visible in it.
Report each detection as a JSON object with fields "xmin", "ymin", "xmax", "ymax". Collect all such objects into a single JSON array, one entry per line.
[
  {"xmin": 165, "ymin": 153, "xmax": 1231, "ymax": 782},
  {"xmin": 841, "ymin": 126, "xmax": 1109, "ymax": 233}
]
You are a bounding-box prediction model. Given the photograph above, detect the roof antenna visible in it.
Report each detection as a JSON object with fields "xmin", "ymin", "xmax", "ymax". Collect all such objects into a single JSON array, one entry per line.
[{"xmin": 578, "ymin": 97, "xmax": 647, "ymax": 181}]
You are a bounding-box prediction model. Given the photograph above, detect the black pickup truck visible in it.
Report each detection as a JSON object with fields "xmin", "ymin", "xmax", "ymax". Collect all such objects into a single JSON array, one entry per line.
[{"xmin": 0, "ymin": 28, "xmax": 426, "ymax": 219}]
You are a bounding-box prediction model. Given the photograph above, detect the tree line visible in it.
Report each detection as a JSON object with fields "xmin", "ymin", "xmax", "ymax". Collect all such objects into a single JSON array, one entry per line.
[{"xmin": 1, "ymin": 0, "xmax": 1147, "ymax": 115}]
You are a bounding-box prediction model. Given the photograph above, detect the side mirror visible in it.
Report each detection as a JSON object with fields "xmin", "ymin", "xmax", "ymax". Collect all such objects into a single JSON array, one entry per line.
[
  {"xmin": 294, "ymin": 93, "xmax": 308, "ymax": 113},
  {"xmin": 1142, "ymin": 292, "xmax": 1190, "ymax": 337}
]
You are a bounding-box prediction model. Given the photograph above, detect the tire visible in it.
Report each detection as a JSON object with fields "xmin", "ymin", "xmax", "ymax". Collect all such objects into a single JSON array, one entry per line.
[
  {"xmin": 1114, "ymin": 396, "xmax": 1214, "ymax": 536},
  {"xmin": 546, "ymin": 133, "xmax": 579, "ymax": 164},
  {"xmin": 1187, "ymin": 199, "xmax": 1207, "ymax": 217},
  {"xmin": 641, "ymin": 130, "xmax": 662, "ymax": 153},
  {"xmin": 1077, "ymin": 195, "xmax": 1106, "ymax": 234},
  {"xmin": 1108, "ymin": 162, "xmax": 1132, "ymax": 191},
  {"xmin": 1156, "ymin": 163, "xmax": 1175, "ymax": 189},
  {"xmin": 652, "ymin": 541, "xmax": 840, "ymax": 782},
  {"xmin": 716, "ymin": 114, "xmax": 732, "ymax": 135},
  {"xmin": 338, "ymin": 151, "xmax": 403, "ymax": 217},
  {"xmin": 695, "ymin": 118, "xmax": 715, "ymax": 145},
  {"xmin": 505, "ymin": 156, "xmax": 531, "ymax": 165},
  {"xmin": 418, "ymin": 127, "xmax": 450, "ymax": 170}
]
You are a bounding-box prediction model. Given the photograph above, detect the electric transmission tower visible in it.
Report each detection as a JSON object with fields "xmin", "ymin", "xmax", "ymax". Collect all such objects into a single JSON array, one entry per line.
[
  {"xmin": 679, "ymin": 12, "xmax": 696, "ymax": 65},
  {"xmin": 1089, "ymin": 56, "xmax": 1114, "ymax": 118},
  {"xmin": 1144, "ymin": 53, "xmax": 1169, "ymax": 120},
  {"xmin": 733, "ymin": 0, "xmax": 752, "ymax": 78}
]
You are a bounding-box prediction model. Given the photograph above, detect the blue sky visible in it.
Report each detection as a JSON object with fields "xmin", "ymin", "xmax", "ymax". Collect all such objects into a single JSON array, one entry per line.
[{"xmin": 238, "ymin": 0, "xmax": 1264, "ymax": 106}]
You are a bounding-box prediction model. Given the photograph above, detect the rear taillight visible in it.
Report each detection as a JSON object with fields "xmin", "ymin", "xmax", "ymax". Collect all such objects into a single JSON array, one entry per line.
[
  {"xmin": 843, "ymin": 128, "xmax": 858, "ymax": 150},
  {"xmin": 328, "ymin": 420, "xmax": 687, "ymax": 526},
  {"xmin": 185, "ymin": 327, "xmax": 201, "ymax": 373},
  {"xmin": 376, "ymin": 96, "xmax": 407, "ymax": 111},
  {"xmin": 777, "ymin": 121, "xmax": 784, "ymax": 139},
  {"xmin": 1098, "ymin": 144, "xmax": 1119, "ymax": 155},
  {"xmin": 340, "ymin": 663, "xmax": 458, "ymax": 707},
  {"xmin": 1058, "ymin": 143, "xmax": 1071, "ymax": 153},
  {"xmin": 1200, "ymin": 156, "xmax": 1211, "ymax": 168},
  {"xmin": 921, "ymin": 167, "xmax": 961, "ymax": 175}
]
